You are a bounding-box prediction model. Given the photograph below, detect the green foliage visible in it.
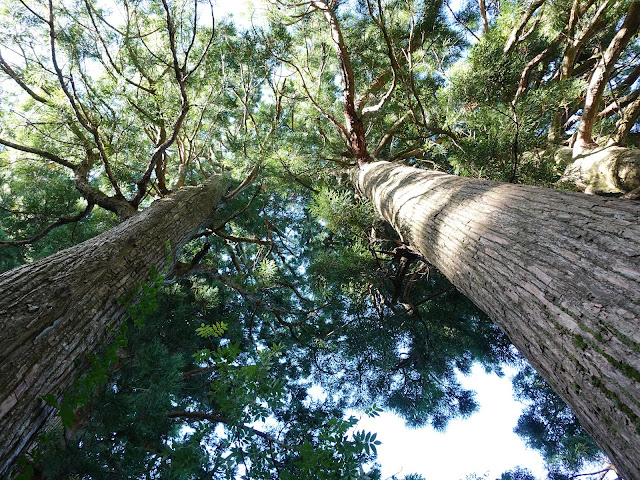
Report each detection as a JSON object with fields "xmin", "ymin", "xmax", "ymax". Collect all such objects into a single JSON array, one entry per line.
[
  {"xmin": 512, "ymin": 366, "xmax": 602, "ymax": 476},
  {"xmin": 0, "ymin": 158, "xmax": 118, "ymax": 272},
  {"xmin": 499, "ymin": 467, "xmax": 537, "ymax": 480},
  {"xmin": 28, "ymin": 282, "xmax": 384, "ymax": 479},
  {"xmin": 365, "ymin": 403, "xmax": 383, "ymax": 418},
  {"xmin": 304, "ymin": 183, "xmax": 516, "ymax": 431},
  {"xmin": 256, "ymin": 258, "xmax": 279, "ymax": 285},
  {"xmin": 196, "ymin": 321, "xmax": 228, "ymax": 338},
  {"xmin": 309, "ymin": 187, "xmax": 377, "ymax": 234},
  {"xmin": 4, "ymin": 0, "xmax": 627, "ymax": 477},
  {"xmin": 280, "ymin": 416, "xmax": 379, "ymax": 480},
  {"xmin": 191, "ymin": 276, "xmax": 222, "ymax": 311}
]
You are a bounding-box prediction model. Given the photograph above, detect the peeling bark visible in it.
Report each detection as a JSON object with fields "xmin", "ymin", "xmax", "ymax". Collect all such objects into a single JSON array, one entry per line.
[
  {"xmin": 312, "ymin": 1, "xmax": 371, "ymax": 164},
  {"xmin": 356, "ymin": 161, "xmax": 640, "ymax": 480},
  {"xmin": 0, "ymin": 174, "xmax": 229, "ymax": 475}
]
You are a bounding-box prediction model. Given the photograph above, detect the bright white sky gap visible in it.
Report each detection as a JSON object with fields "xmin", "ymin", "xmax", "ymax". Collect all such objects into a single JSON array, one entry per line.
[{"xmin": 352, "ymin": 365, "xmax": 548, "ymax": 479}]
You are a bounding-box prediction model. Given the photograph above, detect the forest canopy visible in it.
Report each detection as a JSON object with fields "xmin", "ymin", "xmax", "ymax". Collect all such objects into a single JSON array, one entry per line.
[{"xmin": 0, "ymin": 0, "xmax": 638, "ymax": 478}]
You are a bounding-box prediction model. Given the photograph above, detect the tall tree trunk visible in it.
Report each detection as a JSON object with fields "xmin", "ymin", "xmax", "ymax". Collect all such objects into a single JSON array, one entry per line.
[
  {"xmin": 0, "ymin": 174, "xmax": 229, "ymax": 475},
  {"xmin": 355, "ymin": 161, "xmax": 640, "ymax": 480}
]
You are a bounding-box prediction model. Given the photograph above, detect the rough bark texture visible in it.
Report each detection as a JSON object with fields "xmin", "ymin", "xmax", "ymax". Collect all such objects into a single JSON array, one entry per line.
[
  {"xmin": 0, "ymin": 174, "xmax": 229, "ymax": 475},
  {"xmin": 557, "ymin": 145, "xmax": 640, "ymax": 195},
  {"xmin": 356, "ymin": 161, "xmax": 640, "ymax": 480}
]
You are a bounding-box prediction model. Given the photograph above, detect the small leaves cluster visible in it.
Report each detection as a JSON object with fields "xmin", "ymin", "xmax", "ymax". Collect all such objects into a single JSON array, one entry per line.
[
  {"xmin": 209, "ymin": 343, "xmax": 286, "ymax": 425},
  {"xmin": 195, "ymin": 320, "xmax": 228, "ymax": 338},
  {"xmin": 309, "ymin": 187, "xmax": 376, "ymax": 234},
  {"xmin": 191, "ymin": 276, "xmax": 221, "ymax": 310},
  {"xmin": 256, "ymin": 258, "xmax": 279, "ymax": 285},
  {"xmin": 353, "ymin": 430, "xmax": 381, "ymax": 456},
  {"xmin": 365, "ymin": 403, "xmax": 383, "ymax": 418},
  {"xmin": 283, "ymin": 416, "xmax": 380, "ymax": 480}
]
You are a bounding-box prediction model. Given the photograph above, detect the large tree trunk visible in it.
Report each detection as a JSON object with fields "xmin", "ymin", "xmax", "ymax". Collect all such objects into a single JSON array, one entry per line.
[
  {"xmin": 355, "ymin": 161, "xmax": 640, "ymax": 480},
  {"xmin": 0, "ymin": 174, "xmax": 229, "ymax": 475}
]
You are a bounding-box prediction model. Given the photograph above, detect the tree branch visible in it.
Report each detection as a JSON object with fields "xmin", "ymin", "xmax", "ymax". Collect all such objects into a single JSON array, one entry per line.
[
  {"xmin": 212, "ymin": 230, "xmax": 273, "ymax": 246},
  {"xmin": 47, "ymin": 0, "xmax": 124, "ymax": 198},
  {"xmin": 223, "ymin": 164, "xmax": 260, "ymax": 201},
  {"xmin": 0, "ymin": 202, "xmax": 94, "ymax": 247},
  {"xmin": 132, "ymin": 0, "xmax": 192, "ymax": 207},
  {"xmin": 575, "ymin": 0, "xmax": 640, "ymax": 150},
  {"xmin": 167, "ymin": 411, "xmax": 284, "ymax": 444},
  {"xmin": 0, "ymin": 50, "xmax": 50, "ymax": 104},
  {"xmin": 504, "ymin": 0, "xmax": 545, "ymax": 54},
  {"xmin": 0, "ymin": 137, "xmax": 76, "ymax": 170},
  {"xmin": 278, "ymin": 157, "xmax": 319, "ymax": 193}
]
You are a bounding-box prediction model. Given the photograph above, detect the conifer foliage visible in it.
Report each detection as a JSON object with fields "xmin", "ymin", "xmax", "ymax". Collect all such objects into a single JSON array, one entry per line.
[{"xmin": 1, "ymin": 0, "xmax": 638, "ymax": 478}]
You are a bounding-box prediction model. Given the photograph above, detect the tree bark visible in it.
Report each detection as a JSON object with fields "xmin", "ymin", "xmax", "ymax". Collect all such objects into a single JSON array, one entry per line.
[
  {"xmin": 355, "ymin": 161, "xmax": 640, "ymax": 480},
  {"xmin": 477, "ymin": 0, "xmax": 488, "ymax": 36},
  {"xmin": 556, "ymin": 145, "xmax": 640, "ymax": 195},
  {"xmin": 613, "ymin": 94, "xmax": 640, "ymax": 145},
  {"xmin": 0, "ymin": 174, "xmax": 229, "ymax": 475}
]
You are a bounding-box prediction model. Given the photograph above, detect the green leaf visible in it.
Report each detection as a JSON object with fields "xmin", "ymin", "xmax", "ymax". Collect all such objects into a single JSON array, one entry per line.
[
  {"xmin": 41, "ymin": 393, "xmax": 59, "ymax": 409},
  {"xmin": 59, "ymin": 404, "xmax": 74, "ymax": 429}
]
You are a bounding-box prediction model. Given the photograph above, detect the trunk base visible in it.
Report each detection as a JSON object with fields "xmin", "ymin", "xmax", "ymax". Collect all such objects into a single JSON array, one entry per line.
[{"xmin": 557, "ymin": 145, "xmax": 640, "ymax": 195}]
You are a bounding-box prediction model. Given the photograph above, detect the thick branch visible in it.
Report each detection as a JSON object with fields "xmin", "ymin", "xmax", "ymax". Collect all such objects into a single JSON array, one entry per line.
[
  {"xmin": 0, "ymin": 203, "xmax": 94, "ymax": 247},
  {"xmin": 74, "ymin": 159, "xmax": 137, "ymax": 219},
  {"xmin": 212, "ymin": 230, "xmax": 273, "ymax": 246},
  {"xmin": 360, "ymin": 0, "xmax": 398, "ymax": 117},
  {"xmin": 0, "ymin": 50, "xmax": 50, "ymax": 104},
  {"xmin": 560, "ymin": 0, "xmax": 613, "ymax": 79},
  {"xmin": 598, "ymin": 88, "xmax": 640, "ymax": 120},
  {"xmin": 132, "ymin": 0, "xmax": 192, "ymax": 207},
  {"xmin": 504, "ymin": 0, "xmax": 545, "ymax": 54},
  {"xmin": 223, "ymin": 164, "xmax": 260, "ymax": 201},
  {"xmin": 612, "ymin": 92, "xmax": 640, "ymax": 144},
  {"xmin": 374, "ymin": 113, "xmax": 410, "ymax": 156},
  {"xmin": 47, "ymin": 0, "xmax": 124, "ymax": 198},
  {"xmin": 575, "ymin": 0, "xmax": 640, "ymax": 151},
  {"xmin": 477, "ymin": 0, "xmax": 489, "ymax": 35},
  {"xmin": 0, "ymin": 137, "xmax": 76, "ymax": 170},
  {"xmin": 355, "ymin": 9, "xmax": 440, "ymax": 113},
  {"xmin": 311, "ymin": 1, "xmax": 369, "ymax": 163},
  {"xmin": 278, "ymin": 157, "xmax": 319, "ymax": 193}
]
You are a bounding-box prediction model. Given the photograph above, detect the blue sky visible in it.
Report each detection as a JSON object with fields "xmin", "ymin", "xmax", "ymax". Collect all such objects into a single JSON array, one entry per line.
[{"xmin": 353, "ymin": 365, "xmax": 548, "ymax": 479}]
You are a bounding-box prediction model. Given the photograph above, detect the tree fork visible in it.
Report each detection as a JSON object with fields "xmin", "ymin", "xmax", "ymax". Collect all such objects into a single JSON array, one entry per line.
[
  {"xmin": 0, "ymin": 174, "xmax": 229, "ymax": 475},
  {"xmin": 355, "ymin": 161, "xmax": 640, "ymax": 480}
]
